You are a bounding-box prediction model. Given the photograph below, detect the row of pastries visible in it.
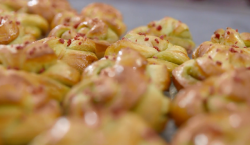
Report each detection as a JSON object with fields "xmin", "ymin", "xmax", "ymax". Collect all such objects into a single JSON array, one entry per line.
[{"xmin": 0, "ymin": 0, "xmax": 250, "ymax": 145}]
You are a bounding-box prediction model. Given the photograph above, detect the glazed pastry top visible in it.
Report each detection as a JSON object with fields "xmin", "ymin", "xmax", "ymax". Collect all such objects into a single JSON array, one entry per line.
[
  {"xmin": 105, "ymin": 32, "xmax": 190, "ymax": 74},
  {"xmin": 83, "ymin": 47, "xmax": 171, "ymax": 91},
  {"xmin": 0, "ymin": 66, "xmax": 61, "ymax": 145},
  {"xmin": 0, "ymin": 0, "xmax": 27, "ymax": 11},
  {"xmin": 193, "ymin": 27, "xmax": 250, "ymax": 58},
  {"xmin": 0, "ymin": 41, "xmax": 81, "ymax": 86},
  {"xmin": 172, "ymin": 110, "xmax": 250, "ymax": 145},
  {"xmin": 0, "ymin": 14, "xmax": 20, "ymax": 44},
  {"xmin": 130, "ymin": 17, "xmax": 195, "ymax": 53},
  {"xmin": 30, "ymin": 113, "xmax": 168, "ymax": 145},
  {"xmin": 173, "ymin": 28, "xmax": 250, "ymax": 89},
  {"xmin": 81, "ymin": 2, "xmax": 126, "ymax": 37},
  {"xmin": 27, "ymin": 0, "xmax": 76, "ymax": 22},
  {"xmin": 50, "ymin": 18, "xmax": 119, "ymax": 44},
  {"xmin": 171, "ymin": 68, "xmax": 250, "ymax": 125},
  {"xmin": 64, "ymin": 48, "xmax": 170, "ymax": 132},
  {"xmin": 39, "ymin": 36, "xmax": 98, "ymax": 72}
]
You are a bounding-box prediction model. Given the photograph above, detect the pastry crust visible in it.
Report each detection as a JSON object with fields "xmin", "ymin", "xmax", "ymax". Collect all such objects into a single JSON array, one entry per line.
[
  {"xmin": 0, "ymin": 11, "xmax": 49, "ymax": 46},
  {"xmin": 0, "ymin": 41, "xmax": 82, "ymax": 100},
  {"xmin": 29, "ymin": 113, "xmax": 168, "ymax": 145},
  {"xmin": 81, "ymin": 2, "xmax": 126, "ymax": 37},
  {"xmin": 172, "ymin": 110, "xmax": 250, "ymax": 145},
  {"xmin": 83, "ymin": 48, "xmax": 171, "ymax": 91},
  {"xmin": 27, "ymin": 0, "xmax": 76, "ymax": 22},
  {"xmin": 193, "ymin": 27, "xmax": 250, "ymax": 58},
  {"xmin": 0, "ymin": 67, "xmax": 61, "ymax": 144},
  {"xmin": 0, "ymin": 0, "xmax": 27, "ymax": 12},
  {"xmin": 171, "ymin": 68, "xmax": 250, "ymax": 125},
  {"xmin": 0, "ymin": 14, "xmax": 19, "ymax": 44},
  {"xmin": 0, "ymin": 12, "xmax": 37, "ymax": 45},
  {"xmin": 39, "ymin": 36, "xmax": 98, "ymax": 72},
  {"xmin": 173, "ymin": 28, "xmax": 250, "ymax": 89},
  {"xmin": 64, "ymin": 48, "xmax": 170, "ymax": 132},
  {"xmin": 49, "ymin": 18, "xmax": 119, "ymax": 58},
  {"xmin": 105, "ymin": 33, "xmax": 190, "ymax": 74},
  {"xmin": 130, "ymin": 17, "xmax": 195, "ymax": 53},
  {"xmin": 51, "ymin": 11, "xmax": 85, "ymax": 29}
]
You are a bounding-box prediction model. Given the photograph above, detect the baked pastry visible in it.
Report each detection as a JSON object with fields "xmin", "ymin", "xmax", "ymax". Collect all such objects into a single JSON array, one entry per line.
[
  {"xmin": 38, "ymin": 36, "xmax": 98, "ymax": 72},
  {"xmin": 51, "ymin": 11, "xmax": 85, "ymax": 29},
  {"xmin": 64, "ymin": 47, "xmax": 170, "ymax": 132},
  {"xmin": 0, "ymin": 42, "xmax": 82, "ymax": 101},
  {"xmin": 0, "ymin": 64, "xmax": 70, "ymax": 102},
  {"xmin": 15, "ymin": 12, "xmax": 49, "ymax": 39},
  {"xmin": 172, "ymin": 110, "xmax": 250, "ymax": 145},
  {"xmin": 0, "ymin": 67, "xmax": 61, "ymax": 145},
  {"xmin": 0, "ymin": 12, "xmax": 36, "ymax": 44},
  {"xmin": 130, "ymin": 17, "xmax": 195, "ymax": 53},
  {"xmin": 0, "ymin": 0, "xmax": 27, "ymax": 12},
  {"xmin": 193, "ymin": 27, "xmax": 250, "ymax": 58},
  {"xmin": 30, "ymin": 113, "xmax": 168, "ymax": 145},
  {"xmin": 105, "ymin": 33, "xmax": 190, "ymax": 74},
  {"xmin": 170, "ymin": 68, "xmax": 250, "ymax": 125},
  {"xmin": 83, "ymin": 48, "xmax": 171, "ymax": 91},
  {"xmin": 0, "ymin": 11, "xmax": 49, "ymax": 43},
  {"xmin": 49, "ymin": 18, "xmax": 119, "ymax": 58},
  {"xmin": 173, "ymin": 28, "xmax": 250, "ymax": 90},
  {"xmin": 0, "ymin": 41, "xmax": 81, "ymax": 86},
  {"xmin": 81, "ymin": 2, "xmax": 126, "ymax": 37},
  {"xmin": 27, "ymin": 0, "xmax": 76, "ymax": 23}
]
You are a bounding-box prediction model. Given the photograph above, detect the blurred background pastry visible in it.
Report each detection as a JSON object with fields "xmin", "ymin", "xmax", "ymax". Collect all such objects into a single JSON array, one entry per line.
[
  {"xmin": 0, "ymin": 67, "xmax": 61, "ymax": 144},
  {"xmin": 0, "ymin": 12, "xmax": 48, "ymax": 44},
  {"xmin": 26, "ymin": 0, "xmax": 76, "ymax": 23},
  {"xmin": 0, "ymin": 42, "xmax": 81, "ymax": 101},
  {"xmin": 30, "ymin": 113, "xmax": 168, "ymax": 145},
  {"xmin": 171, "ymin": 68, "xmax": 250, "ymax": 125},
  {"xmin": 64, "ymin": 48, "xmax": 170, "ymax": 132},
  {"xmin": 172, "ymin": 110, "xmax": 250, "ymax": 145},
  {"xmin": 81, "ymin": 3, "xmax": 126, "ymax": 37},
  {"xmin": 173, "ymin": 28, "xmax": 250, "ymax": 90}
]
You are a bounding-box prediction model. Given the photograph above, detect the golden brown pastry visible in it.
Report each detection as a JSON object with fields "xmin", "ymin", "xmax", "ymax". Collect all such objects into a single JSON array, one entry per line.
[
  {"xmin": 83, "ymin": 48, "xmax": 171, "ymax": 91},
  {"xmin": 172, "ymin": 110, "xmax": 250, "ymax": 145},
  {"xmin": 38, "ymin": 36, "xmax": 98, "ymax": 72},
  {"xmin": 30, "ymin": 113, "xmax": 168, "ymax": 145},
  {"xmin": 49, "ymin": 18, "xmax": 119, "ymax": 58},
  {"xmin": 15, "ymin": 12, "xmax": 49, "ymax": 39},
  {"xmin": 27, "ymin": 0, "xmax": 76, "ymax": 23},
  {"xmin": 0, "ymin": 0, "xmax": 27, "ymax": 12},
  {"xmin": 81, "ymin": 2, "xmax": 126, "ymax": 37},
  {"xmin": 105, "ymin": 33, "xmax": 190, "ymax": 74},
  {"xmin": 0, "ymin": 41, "xmax": 81, "ymax": 87},
  {"xmin": 0, "ymin": 65, "xmax": 69, "ymax": 102},
  {"xmin": 130, "ymin": 17, "xmax": 195, "ymax": 53},
  {"xmin": 0, "ymin": 67, "xmax": 61, "ymax": 145},
  {"xmin": 64, "ymin": 48, "xmax": 170, "ymax": 132},
  {"xmin": 170, "ymin": 68, "xmax": 250, "ymax": 125},
  {"xmin": 0, "ymin": 12, "xmax": 36, "ymax": 44},
  {"xmin": 0, "ymin": 11, "xmax": 49, "ymax": 44},
  {"xmin": 0, "ymin": 42, "xmax": 80, "ymax": 86},
  {"xmin": 51, "ymin": 11, "xmax": 85, "ymax": 29},
  {"xmin": 0, "ymin": 41, "xmax": 82, "ymax": 102},
  {"xmin": 193, "ymin": 27, "xmax": 250, "ymax": 58},
  {"xmin": 173, "ymin": 28, "xmax": 250, "ymax": 90}
]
